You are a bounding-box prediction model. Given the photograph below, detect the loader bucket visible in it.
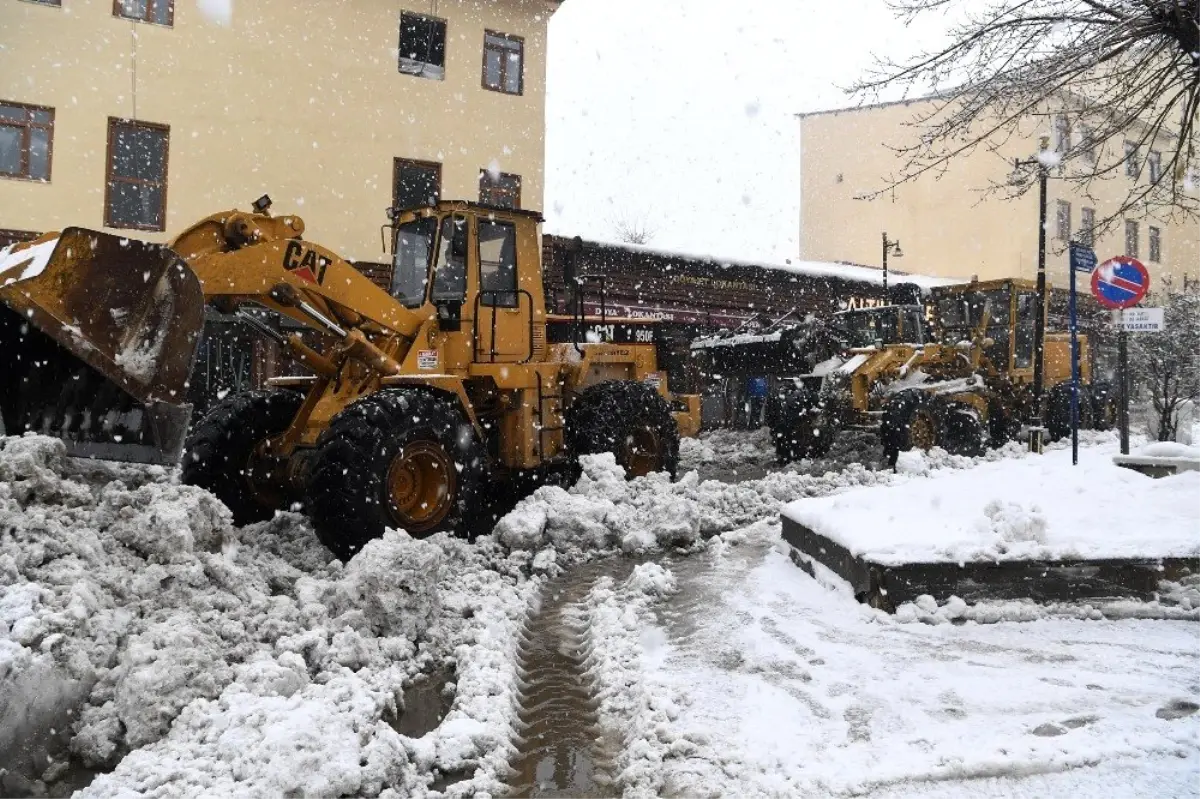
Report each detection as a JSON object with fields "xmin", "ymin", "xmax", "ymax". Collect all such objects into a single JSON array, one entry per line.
[{"xmin": 0, "ymin": 228, "xmax": 205, "ymax": 465}]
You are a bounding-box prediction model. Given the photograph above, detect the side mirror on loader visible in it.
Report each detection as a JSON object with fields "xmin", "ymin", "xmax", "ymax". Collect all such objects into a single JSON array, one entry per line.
[{"xmin": 436, "ymin": 299, "xmax": 463, "ymax": 332}]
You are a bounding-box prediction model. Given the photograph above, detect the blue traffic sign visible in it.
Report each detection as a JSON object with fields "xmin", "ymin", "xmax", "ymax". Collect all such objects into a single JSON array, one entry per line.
[
  {"xmin": 1069, "ymin": 242, "xmax": 1096, "ymax": 273},
  {"xmin": 1091, "ymin": 256, "xmax": 1149, "ymax": 310}
]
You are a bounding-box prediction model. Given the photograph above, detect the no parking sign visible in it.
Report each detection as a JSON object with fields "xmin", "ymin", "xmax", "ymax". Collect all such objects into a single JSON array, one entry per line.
[{"xmin": 1091, "ymin": 257, "xmax": 1150, "ymax": 310}]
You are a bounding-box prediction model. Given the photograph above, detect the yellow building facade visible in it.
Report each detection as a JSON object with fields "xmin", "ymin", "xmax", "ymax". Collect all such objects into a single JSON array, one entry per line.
[
  {"xmin": 800, "ymin": 98, "xmax": 1199, "ymax": 291},
  {"xmin": 1, "ymin": 0, "xmax": 559, "ymax": 261}
]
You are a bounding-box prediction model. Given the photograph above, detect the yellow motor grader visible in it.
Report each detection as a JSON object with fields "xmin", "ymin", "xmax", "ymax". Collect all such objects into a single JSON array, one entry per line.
[
  {"xmin": 0, "ymin": 198, "xmax": 701, "ymax": 558},
  {"xmin": 769, "ymin": 278, "xmax": 1116, "ymax": 465}
]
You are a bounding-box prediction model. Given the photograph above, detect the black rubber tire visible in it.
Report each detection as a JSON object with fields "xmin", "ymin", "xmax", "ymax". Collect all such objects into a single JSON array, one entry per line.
[
  {"xmin": 1046, "ymin": 383, "xmax": 1094, "ymax": 441},
  {"xmin": 769, "ymin": 390, "xmax": 834, "ymax": 463},
  {"xmin": 306, "ymin": 389, "xmax": 485, "ymax": 561},
  {"xmin": 987, "ymin": 395, "xmax": 1022, "ymax": 446},
  {"xmin": 942, "ymin": 403, "xmax": 989, "ymax": 457},
  {"xmin": 182, "ymin": 390, "xmax": 304, "ymax": 525},
  {"xmin": 567, "ymin": 380, "xmax": 680, "ymax": 478},
  {"xmin": 1090, "ymin": 381, "xmax": 1117, "ymax": 431},
  {"xmin": 880, "ymin": 389, "xmax": 947, "ymax": 467}
]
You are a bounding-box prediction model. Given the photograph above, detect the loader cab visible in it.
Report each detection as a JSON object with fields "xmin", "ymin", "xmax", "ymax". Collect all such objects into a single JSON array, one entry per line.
[
  {"xmin": 387, "ymin": 201, "xmax": 545, "ymax": 361},
  {"xmin": 932, "ymin": 278, "xmax": 1043, "ymax": 374},
  {"xmin": 833, "ymin": 305, "xmax": 929, "ymax": 348}
]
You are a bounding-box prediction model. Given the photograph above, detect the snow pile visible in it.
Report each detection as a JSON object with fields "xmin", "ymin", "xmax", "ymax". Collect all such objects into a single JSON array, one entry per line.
[
  {"xmin": 626, "ymin": 562, "xmax": 678, "ymax": 597},
  {"xmin": 678, "ymin": 426, "xmax": 776, "ymax": 474},
  {"xmin": 1139, "ymin": 441, "xmax": 1200, "ymax": 459},
  {"xmin": 494, "ymin": 453, "xmax": 895, "ymax": 558},
  {"xmin": 0, "ymin": 434, "xmax": 536, "ymax": 798},
  {"xmin": 783, "ymin": 440, "xmax": 1200, "ymax": 565}
]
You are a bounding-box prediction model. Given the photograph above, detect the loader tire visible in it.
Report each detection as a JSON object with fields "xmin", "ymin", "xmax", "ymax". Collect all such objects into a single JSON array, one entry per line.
[
  {"xmin": 880, "ymin": 390, "xmax": 947, "ymax": 467},
  {"xmin": 943, "ymin": 403, "xmax": 988, "ymax": 457},
  {"xmin": 987, "ymin": 396, "xmax": 1021, "ymax": 446},
  {"xmin": 307, "ymin": 389, "xmax": 484, "ymax": 561},
  {"xmin": 182, "ymin": 390, "xmax": 304, "ymax": 525},
  {"xmin": 567, "ymin": 380, "xmax": 680, "ymax": 478},
  {"xmin": 770, "ymin": 391, "xmax": 834, "ymax": 463},
  {"xmin": 1046, "ymin": 383, "xmax": 1093, "ymax": 441},
  {"xmin": 1090, "ymin": 381, "xmax": 1117, "ymax": 431}
]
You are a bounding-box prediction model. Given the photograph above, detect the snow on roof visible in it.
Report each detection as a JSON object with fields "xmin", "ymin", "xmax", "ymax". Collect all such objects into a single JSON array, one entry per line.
[{"xmin": 543, "ymin": 229, "xmax": 959, "ymax": 291}]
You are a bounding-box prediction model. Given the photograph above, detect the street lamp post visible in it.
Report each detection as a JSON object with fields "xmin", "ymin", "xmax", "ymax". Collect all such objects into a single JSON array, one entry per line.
[
  {"xmin": 881, "ymin": 233, "xmax": 903, "ymax": 299},
  {"xmin": 1013, "ymin": 139, "xmax": 1050, "ymax": 453}
]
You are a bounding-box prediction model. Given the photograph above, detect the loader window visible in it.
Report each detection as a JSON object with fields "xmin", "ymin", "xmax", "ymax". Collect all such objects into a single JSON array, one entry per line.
[
  {"xmin": 478, "ymin": 220, "xmax": 518, "ymax": 307},
  {"xmin": 391, "ymin": 216, "xmax": 436, "ymax": 307},
  {"xmin": 431, "ymin": 215, "xmax": 468, "ymax": 302}
]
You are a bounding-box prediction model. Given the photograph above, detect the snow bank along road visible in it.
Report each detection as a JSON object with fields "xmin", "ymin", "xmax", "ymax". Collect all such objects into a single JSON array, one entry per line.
[{"xmin": 1, "ymin": 430, "xmax": 1196, "ymax": 797}]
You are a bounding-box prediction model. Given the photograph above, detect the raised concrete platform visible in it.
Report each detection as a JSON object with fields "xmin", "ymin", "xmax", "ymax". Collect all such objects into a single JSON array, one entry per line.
[
  {"xmin": 782, "ymin": 515, "xmax": 1197, "ymax": 612},
  {"xmin": 1113, "ymin": 442, "xmax": 1200, "ymax": 478},
  {"xmin": 781, "ymin": 446, "xmax": 1200, "ymax": 612}
]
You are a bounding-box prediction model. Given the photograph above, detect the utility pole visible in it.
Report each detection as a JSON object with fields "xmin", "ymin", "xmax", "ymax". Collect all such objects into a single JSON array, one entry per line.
[{"xmin": 1014, "ymin": 140, "xmax": 1050, "ymax": 453}]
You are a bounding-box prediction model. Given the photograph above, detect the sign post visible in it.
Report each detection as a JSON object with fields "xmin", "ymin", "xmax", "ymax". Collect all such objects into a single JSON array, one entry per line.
[
  {"xmin": 1091, "ymin": 256, "xmax": 1151, "ymax": 456},
  {"xmin": 1068, "ymin": 242, "xmax": 1097, "ymax": 465}
]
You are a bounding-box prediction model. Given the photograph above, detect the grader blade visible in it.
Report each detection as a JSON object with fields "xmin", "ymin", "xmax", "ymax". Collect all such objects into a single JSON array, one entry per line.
[{"xmin": 0, "ymin": 229, "xmax": 205, "ymax": 465}]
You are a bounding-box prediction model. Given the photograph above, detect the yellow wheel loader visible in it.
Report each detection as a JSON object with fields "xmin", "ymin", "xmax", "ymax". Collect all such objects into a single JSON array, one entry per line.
[
  {"xmin": 767, "ymin": 278, "xmax": 1116, "ymax": 465},
  {"xmin": 0, "ymin": 198, "xmax": 701, "ymax": 559}
]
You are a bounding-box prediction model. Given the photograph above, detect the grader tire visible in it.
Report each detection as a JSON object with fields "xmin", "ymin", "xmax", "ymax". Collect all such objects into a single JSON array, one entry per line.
[
  {"xmin": 182, "ymin": 390, "xmax": 304, "ymax": 525},
  {"xmin": 567, "ymin": 380, "xmax": 680, "ymax": 478},
  {"xmin": 307, "ymin": 389, "xmax": 484, "ymax": 561},
  {"xmin": 770, "ymin": 391, "xmax": 834, "ymax": 463},
  {"xmin": 880, "ymin": 390, "xmax": 947, "ymax": 467}
]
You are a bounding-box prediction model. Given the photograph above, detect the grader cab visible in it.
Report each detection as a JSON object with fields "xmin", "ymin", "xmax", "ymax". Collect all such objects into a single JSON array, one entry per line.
[
  {"xmin": 769, "ymin": 278, "xmax": 1115, "ymax": 464},
  {"xmin": 0, "ymin": 199, "xmax": 700, "ymax": 559}
]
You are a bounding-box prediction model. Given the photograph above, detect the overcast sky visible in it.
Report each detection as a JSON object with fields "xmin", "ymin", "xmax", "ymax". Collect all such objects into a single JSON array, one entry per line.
[{"xmin": 544, "ymin": 0, "xmax": 947, "ymax": 261}]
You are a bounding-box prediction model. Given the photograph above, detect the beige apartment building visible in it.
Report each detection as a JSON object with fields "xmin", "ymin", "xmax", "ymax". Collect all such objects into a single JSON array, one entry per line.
[
  {"xmin": 0, "ymin": 0, "xmax": 560, "ymax": 262},
  {"xmin": 800, "ymin": 97, "xmax": 1199, "ymax": 292}
]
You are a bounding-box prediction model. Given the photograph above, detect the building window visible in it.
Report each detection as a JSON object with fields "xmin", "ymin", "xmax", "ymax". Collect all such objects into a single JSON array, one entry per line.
[
  {"xmin": 1079, "ymin": 125, "xmax": 1096, "ymax": 163},
  {"xmin": 479, "ymin": 170, "xmax": 521, "ymax": 209},
  {"xmin": 1080, "ymin": 207, "xmax": 1095, "ymax": 247},
  {"xmin": 114, "ymin": 0, "xmax": 174, "ymax": 25},
  {"xmin": 1124, "ymin": 220, "xmax": 1139, "ymax": 258},
  {"xmin": 1148, "ymin": 226, "xmax": 1161, "ymax": 262},
  {"xmin": 393, "ymin": 158, "xmax": 441, "ymax": 210},
  {"xmin": 1124, "ymin": 141, "xmax": 1139, "ymax": 177},
  {"xmin": 1053, "ymin": 115, "xmax": 1070, "ymax": 153},
  {"xmin": 0, "ymin": 101, "xmax": 53, "ymax": 182},
  {"xmin": 1148, "ymin": 150, "xmax": 1162, "ymax": 183},
  {"xmin": 105, "ymin": 118, "xmax": 169, "ymax": 231},
  {"xmin": 478, "ymin": 219, "xmax": 518, "ymax": 307},
  {"xmin": 398, "ymin": 12, "xmax": 446, "ymax": 80},
  {"xmin": 1055, "ymin": 200, "xmax": 1071, "ymax": 240},
  {"xmin": 482, "ymin": 31, "xmax": 523, "ymax": 95}
]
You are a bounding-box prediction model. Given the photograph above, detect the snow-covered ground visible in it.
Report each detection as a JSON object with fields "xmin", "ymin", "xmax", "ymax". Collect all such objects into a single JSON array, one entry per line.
[
  {"xmin": 3, "ymin": 429, "xmax": 1197, "ymax": 798},
  {"xmin": 583, "ymin": 523, "xmax": 1200, "ymax": 798}
]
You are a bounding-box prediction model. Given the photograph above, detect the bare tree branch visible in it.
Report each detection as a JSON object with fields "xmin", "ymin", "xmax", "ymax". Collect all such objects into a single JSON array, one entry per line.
[{"xmin": 852, "ymin": 0, "xmax": 1200, "ymax": 234}]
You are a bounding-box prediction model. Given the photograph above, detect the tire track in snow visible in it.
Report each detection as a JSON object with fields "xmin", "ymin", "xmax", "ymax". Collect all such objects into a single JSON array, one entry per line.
[{"xmin": 504, "ymin": 558, "xmax": 641, "ymax": 797}]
